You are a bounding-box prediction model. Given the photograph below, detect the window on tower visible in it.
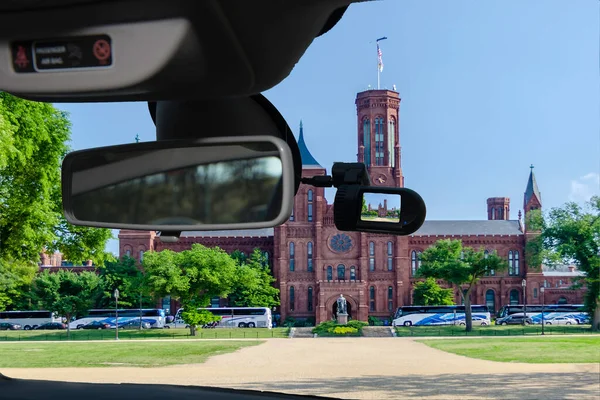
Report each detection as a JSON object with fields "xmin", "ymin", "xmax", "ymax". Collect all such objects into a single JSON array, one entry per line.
[
  {"xmin": 307, "ymin": 286, "xmax": 313, "ymax": 312},
  {"xmin": 388, "ymin": 117, "xmax": 396, "ymax": 168},
  {"xmin": 369, "ymin": 286, "xmax": 376, "ymax": 311},
  {"xmin": 375, "ymin": 117, "xmax": 385, "ymax": 166},
  {"xmin": 363, "ymin": 118, "xmax": 371, "ymax": 166},
  {"xmin": 289, "ymin": 242, "xmax": 295, "ymax": 271},
  {"xmin": 307, "ymin": 189, "xmax": 313, "ymax": 222},
  {"xmin": 369, "ymin": 242, "xmax": 375, "ymax": 271}
]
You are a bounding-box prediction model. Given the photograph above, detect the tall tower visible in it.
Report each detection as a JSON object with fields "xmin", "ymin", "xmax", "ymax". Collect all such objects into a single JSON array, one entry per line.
[
  {"xmin": 487, "ymin": 197, "xmax": 510, "ymax": 220},
  {"xmin": 355, "ymin": 90, "xmax": 403, "ymax": 187},
  {"xmin": 523, "ymin": 165, "xmax": 542, "ymax": 216}
]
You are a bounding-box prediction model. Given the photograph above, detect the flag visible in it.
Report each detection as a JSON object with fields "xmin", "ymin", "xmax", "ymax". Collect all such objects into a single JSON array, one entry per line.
[{"xmin": 377, "ymin": 43, "xmax": 384, "ymax": 72}]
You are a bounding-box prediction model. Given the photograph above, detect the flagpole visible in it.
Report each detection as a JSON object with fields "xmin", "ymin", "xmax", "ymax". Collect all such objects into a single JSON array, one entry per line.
[{"xmin": 376, "ymin": 37, "xmax": 387, "ymax": 90}]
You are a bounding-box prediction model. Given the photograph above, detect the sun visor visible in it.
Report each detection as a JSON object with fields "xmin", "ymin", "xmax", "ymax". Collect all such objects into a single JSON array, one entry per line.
[{"xmin": 0, "ymin": 0, "xmax": 357, "ymax": 102}]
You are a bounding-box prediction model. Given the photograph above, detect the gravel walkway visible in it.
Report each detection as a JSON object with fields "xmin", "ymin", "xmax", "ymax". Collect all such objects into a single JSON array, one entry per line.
[{"xmin": 2, "ymin": 338, "xmax": 599, "ymax": 399}]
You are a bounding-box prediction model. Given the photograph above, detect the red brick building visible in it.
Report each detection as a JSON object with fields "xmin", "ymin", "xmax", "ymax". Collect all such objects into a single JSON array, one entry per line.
[{"xmin": 119, "ymin": 89, "xmax": 585, "ymax": 323}]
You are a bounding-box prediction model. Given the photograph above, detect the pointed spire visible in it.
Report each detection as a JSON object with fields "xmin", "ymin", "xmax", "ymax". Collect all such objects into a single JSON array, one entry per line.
[
  {"xmin": 524, "ymin": 164, "xmax": 542, "ymax": 209},
  {"xmin": 297, "ymin": 120, "xmax": 322, "ymax": 168}
]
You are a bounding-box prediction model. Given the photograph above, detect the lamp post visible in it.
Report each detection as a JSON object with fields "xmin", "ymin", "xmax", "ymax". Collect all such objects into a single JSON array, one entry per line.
[
  {"xmin": 540, "ymin": 286, "xmax": 545, "ymax": 335},
  {"xmin": 114, "ymin": 288, "xmax": 119, "ymax": 341},
  {"xmin": 522, "ymin": 279, "xmax": 527, "ymax": 326}
]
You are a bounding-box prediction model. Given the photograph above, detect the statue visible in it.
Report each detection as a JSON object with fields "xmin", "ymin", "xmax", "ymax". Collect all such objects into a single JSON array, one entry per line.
[{"xmin": 336, "ymin": 294, "xmax": 347, "ymax": 315}]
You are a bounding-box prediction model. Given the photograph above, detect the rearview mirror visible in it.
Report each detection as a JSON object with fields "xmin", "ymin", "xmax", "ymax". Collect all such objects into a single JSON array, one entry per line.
[{"xmin": 61, "ymin": 136, "xmax": 295, "ymax": 231}]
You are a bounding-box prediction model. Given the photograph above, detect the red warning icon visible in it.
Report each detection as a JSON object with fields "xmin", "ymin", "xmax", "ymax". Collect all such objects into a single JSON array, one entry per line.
[
  {"xmin": 14, "ymin": 46, "xmax": 30, "ymax": 69},
  {"xmin": 92, "ymin": 39, "xmax": 111, "ymax": 64}
]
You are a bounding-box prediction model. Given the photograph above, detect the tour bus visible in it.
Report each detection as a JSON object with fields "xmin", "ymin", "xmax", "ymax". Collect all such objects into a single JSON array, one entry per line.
[
  {"xmin": 167, "ymin": 307, "xmax": 272, "ymax": 329},
  {"xmin": 392, "ymin": 305, "xmax": 491, "ymax": 327},
  {"xmin": 497, "ymin": 304, "xmax": 589, "ymax": 324},
  {"xmin": 0, "ymin": 310, "xmax": 62, "ymax": 330},
  {"xmin": 68, "ymin": 308, "xmax": 167, "ymax": 330}
]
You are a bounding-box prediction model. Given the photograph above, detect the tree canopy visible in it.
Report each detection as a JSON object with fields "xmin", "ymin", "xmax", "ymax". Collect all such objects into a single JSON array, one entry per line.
[
  {"xmin": 31, "ymin": 269, "xmax": 101, "ymax": 338},
  {"xmin": 228, "ymin": 248, "xmax": 279, "ymax": 308},
  {"xmin": 412, "ymin": 277, "xmax": 455, "ymax": 306},
  {"xmin": 534, "ymin": 196, "xmax": 600, "ymax": 330},
  {"xmin": 417, "ymin": 239, "xmax": 507, "ymax": 331},
  {"xmin": 143, "ymin": 244, "xmax": 238, "ymax": 335}
]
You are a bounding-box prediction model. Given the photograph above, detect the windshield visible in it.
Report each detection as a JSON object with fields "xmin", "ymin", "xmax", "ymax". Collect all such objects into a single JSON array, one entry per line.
[{"xmin": 0, "ymin": 1, "xmax": 599, "ymax": 399}]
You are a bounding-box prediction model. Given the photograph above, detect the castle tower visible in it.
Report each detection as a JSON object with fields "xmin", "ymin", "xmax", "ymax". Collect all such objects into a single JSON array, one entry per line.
[
  {"xmin": 524, "ymin": 164, "xmax": 542, "ymax": 217},
  {"xmin": 355, "ymin": 89, "xmax": 403, "ymax": 187},
  {"xmin": 487, "ymin": 197, "xmax": 510, "ymax": 220}
]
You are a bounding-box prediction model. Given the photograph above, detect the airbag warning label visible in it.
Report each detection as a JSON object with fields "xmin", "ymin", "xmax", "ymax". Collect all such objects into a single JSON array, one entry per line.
[{"xmin": 11, "ymin": 35, "xmax": 113, "ymax": 73}]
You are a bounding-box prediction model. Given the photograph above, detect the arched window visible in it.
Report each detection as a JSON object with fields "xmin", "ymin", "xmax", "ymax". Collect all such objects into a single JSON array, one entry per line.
[
  {"xmin": 417, "ymin": 251, "xmax": 422, "ymax": 269},
  {"xmin": 558, "ymin": 296, "xmax": 568, "ymax": 305},
  {"xmin": 264, "ymin": 252, "xmax": 269, "ymax": 262},
  {"xmin": 508, "ymin": 251, "xmax": 514, "ymax": 275},
  {"xmin": 326, "ymin": 266, "xmax": 333, "ymax": 281},
  {"xmin": 307, "ymin": 242, "xmax": 313, "ymax": 272},
  {"xmin": 375, "ymin": 117, "xmax": 385, "ymax": 165},
  {"xmin": 350, "ymin": 266, "xmax": 356, "ymax": 281},
  {"xmin": 369, "ymin": 286, "xmax": 376, "ymax": 311},
  {"xmin": 369, "ymin": 242, "xmax": 375, "ymax": 271},
  {"xmin": 485, "ymin": 289, "xmax": 495, "ymax": 313},
  {"xmin": 387, "ymin": 286, "xmax": 393, "ymax": 312},
  {"xmin": 533, "ymin": 288, "xmax": 538, "ymax": 299},
  {"xmin": 139, "ymin": 250, "xmax": 144, "ymax": 262},
  {"xmin": 411, "ymin": 250, "xmax": 417, "ymax": 275},
  {"xmin": 289, "ymin": 286, "xmax": 295, "ymax": 311},
  {"xmin": 388, "ymin": 117, "xmax": 396, "ymax": 167},
  {"xmin": 307, "ymin": 190, "xmax": 313, "ymax": 222},
  {"xmin": 387, "ymin": 241, "xmax": 393, "ymax": 271},
  {"xmin": 289, "ymin": 206, "xmax": 294, "ymax": 221},
  {"xmin": 509, "ymin": 289, "xmax": 520, "ymax": 305},
  {"xmin": 307, "ymin": 287, "xmax": 313, "ymax": 311},
  {"xmin": 363, "ymin": 118, "xmax": 371, "ymax": 166},
  {"xmin": 514, "ymin": 251, "xmax": 520, "ymax": 275},
  {"xmin": 337, "ymin": 264, "xmax": 346, "ymax": 280},
  {"xmin": 125, "ymin": 249, "xmax": 131, "ymax": 257},
  {"xmin": 289, "ymin": 242, "xmax": 295, "ymax": 271},
  {"xmin": 498, "ymin": 207, "xmax": 503, "ymax": 219},
  {"xmin": 491, "ymin": 208, "xmax": 496, "ymax": 219}
]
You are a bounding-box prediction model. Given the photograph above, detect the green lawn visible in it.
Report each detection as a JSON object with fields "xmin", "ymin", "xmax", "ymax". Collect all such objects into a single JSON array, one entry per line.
[
  {"xmin": 395, "ymin": 324, "xmax": 596, "ymax": 337},
  {"xmin": 0, "ymin": 328, "xmax": 289, "ymax": 341},
  {"xmin": 0, "ymin": 340, "xmax": 262, "ymax": 368},
  {"xmin": 419, "ymin": 337, "xmax": 600, "ymax": 363}
]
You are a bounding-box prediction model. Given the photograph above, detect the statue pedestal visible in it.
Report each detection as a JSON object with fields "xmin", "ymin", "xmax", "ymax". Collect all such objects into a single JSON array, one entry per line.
[{"xmin": 337, "ymin": 313, "xmax": 348, "ymax": 325}]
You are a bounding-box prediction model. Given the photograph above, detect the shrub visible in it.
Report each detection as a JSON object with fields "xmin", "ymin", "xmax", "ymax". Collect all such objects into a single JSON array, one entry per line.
[
  {"xmin": 312, "ymin": 320, "xmax": 365, "ymax": 336},
  {"xmin": 331, "ymin": 326, "xmax": 358, "ymax": 335}
]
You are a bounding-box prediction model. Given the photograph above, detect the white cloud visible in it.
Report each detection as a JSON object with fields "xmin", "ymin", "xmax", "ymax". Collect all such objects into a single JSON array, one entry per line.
[{"xmin": 568, "ymin": 172, "xmax": 600, "ymax": 203}]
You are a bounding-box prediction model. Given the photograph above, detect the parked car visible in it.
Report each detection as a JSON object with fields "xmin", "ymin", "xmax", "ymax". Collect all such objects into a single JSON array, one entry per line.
[
  {"xmin": 34, "ymin": 322, "xmax": 66, "ymax": 330},
  {"xmin": 495, "ymin": 315, "xmax": 533, "ymax": 325},
  {"xmin": 0, "ymin": 322, "xmax": 22, "ymax": 330},
  {"xmin": 545, "ymin": 316, "xmax": 577, "ymax": 325},
  {"xmin": 79, "ymin": 321, "xmax": 111, "ymax": 330}
]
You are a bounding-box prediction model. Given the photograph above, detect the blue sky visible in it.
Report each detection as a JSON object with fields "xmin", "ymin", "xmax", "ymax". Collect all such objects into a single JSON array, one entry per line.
[{"xmin": 58, "ymin": 0, "xmax": 600, "ymax": 255}]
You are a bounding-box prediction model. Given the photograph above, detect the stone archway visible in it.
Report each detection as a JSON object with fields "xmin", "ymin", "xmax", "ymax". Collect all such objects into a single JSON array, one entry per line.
[{"xmin": 325, "ymin": 294, "xmax": 358, "ymax": 321}]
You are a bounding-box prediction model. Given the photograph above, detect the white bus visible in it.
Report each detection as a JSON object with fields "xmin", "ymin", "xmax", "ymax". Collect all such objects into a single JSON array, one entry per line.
[
  {"xmin": 0, "ymin": 310, "xmax": 62, "ymax": 330},
  {"xmin": 392, "ymin": 305, "xmax": 491, "ymax": 327},
  {"xmin": 69, "ymin": 308, "xmax": 167, "ymax": 330},
  {"xmin": 168, "ymin": 307, "xmax": 272, "ymax": 329}
]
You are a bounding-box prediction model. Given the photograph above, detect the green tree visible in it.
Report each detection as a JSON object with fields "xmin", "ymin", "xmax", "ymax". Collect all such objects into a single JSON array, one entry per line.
[
  {"xmin": 412, "ymin": 277, "xmax": 455, "ymax": 306},
  {"xmin": 95, "ymin": 256, "xmax": 154, "ymax": 313},
  {"xmin": 0, "ymin": 259, "xmax": 37, "ymax": 310},
  {"xmin": 31, "ymin": 270, "xmax": 101, "ymax": 339},
  {"xmin": 417, "ymin": 239, "xmax": 507, "ymax": 332},
  {"xmin": 0, "ymin": 93, "xmax": 112, "ymax": 267},
  {"xmin": 143, "ymin": 244, "xmax": 238, "ymax": 335},
  {"xmin": 362, "ymin": 196, "xmax": 367, "ymax": 213},
  {"xmin": 229, "ymin": 248, "xmax": 279, "ymax": 308},
  {"xmin": 537, "ymin": 196, "xmax": 600, "ymax": 331}
]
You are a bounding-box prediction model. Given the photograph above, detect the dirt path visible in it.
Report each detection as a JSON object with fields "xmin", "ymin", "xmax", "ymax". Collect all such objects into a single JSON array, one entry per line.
[{"xmin": 2, "ymin": 338, "xmax": 599, "ymax": 399}]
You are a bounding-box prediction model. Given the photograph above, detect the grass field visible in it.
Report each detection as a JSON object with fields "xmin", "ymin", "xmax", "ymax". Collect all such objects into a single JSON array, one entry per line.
[
  {"xmin": 419, "ymin": 337, "xmax": 600, "ymax": 363},
  {"xmin": 0, "ymin": 328, "xmax": 289, "ymax": 341},
  {"xmin": 395, "ymin": 324, "xmax": 597, "ymax": 337},
  {"xmin": 0, "ymin": 340, "xmax": 261, "ymax": 368}
]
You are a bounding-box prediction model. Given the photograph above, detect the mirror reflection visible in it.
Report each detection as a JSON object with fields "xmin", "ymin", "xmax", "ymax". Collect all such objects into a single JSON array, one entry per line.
[
  {"xmin": 361, "ymin": 193, "xmax": 401, "ymax": 223},
  {"xmin": 70, "ymin": 155, "xmax": 283, "ymax": 226}
]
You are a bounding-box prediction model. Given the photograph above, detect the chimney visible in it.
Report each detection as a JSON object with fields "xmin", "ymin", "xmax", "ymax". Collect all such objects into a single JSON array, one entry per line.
[{"xmin": 568, "ymin": 266, "xmax": 575, "ymax": 273}]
